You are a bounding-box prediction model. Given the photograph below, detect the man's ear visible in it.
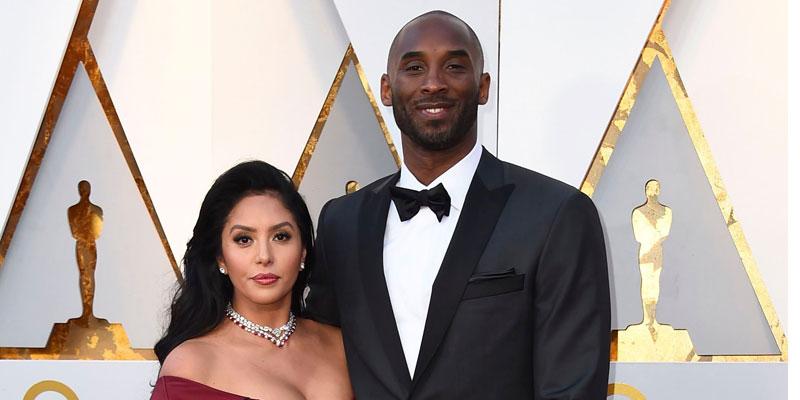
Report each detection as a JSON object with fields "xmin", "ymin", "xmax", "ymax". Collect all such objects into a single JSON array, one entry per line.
[
  {"xmin": 478, "ymin": 72, "xmax": 491, "ymax": 105},
  {"xmin": 380, "ymin": 74, "xmax": 393, "ymax": 106}
]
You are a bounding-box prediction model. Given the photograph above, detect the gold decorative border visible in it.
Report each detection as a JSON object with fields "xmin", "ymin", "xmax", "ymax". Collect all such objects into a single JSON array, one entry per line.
[
  {"xmin": 607, "ymin": 383, "xmax": 646, "ymax": 400},
  {"xmin": 291, "ymin": 44, "xmax": 401, "ymax": 187},
  {"xmin": 0, "ymin": 0, "xmax": 92, "ymax": 267},
  {"xmin": 0, "ymin": 319, "xmax": 155, "ymax": 360},
  {"xmin": 0, "ymin": 0, "xmax": 181, "ymax": 360},
  {"xmin": 581, "ymin": 0, "xmax": 787, "ymax": 362},
  {"xmin": 350, "ymin": 48, "xmax": 402, "ymax": 167},
  {"xmin": 82, "ymin": 41, "xmax": 182, "ymax": 282}
]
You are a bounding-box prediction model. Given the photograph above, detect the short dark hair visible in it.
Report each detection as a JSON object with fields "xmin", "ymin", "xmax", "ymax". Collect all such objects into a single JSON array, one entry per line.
[
  {"xmin": 388, "ymin": 10, "xmax": 485, "ymax": 72},
  {"xmin": 154, "ymin": 160, "xmax": 315, "ymax": 364}
]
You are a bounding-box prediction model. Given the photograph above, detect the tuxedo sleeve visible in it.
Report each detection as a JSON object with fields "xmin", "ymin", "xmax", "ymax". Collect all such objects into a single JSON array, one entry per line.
[
  {"xmin": 533, "ymin": 191, "xmax": 611, "ymax": 399},
  {"xmin": 305, "ymin": 200, "xmax": 341, "ymax": 326}
]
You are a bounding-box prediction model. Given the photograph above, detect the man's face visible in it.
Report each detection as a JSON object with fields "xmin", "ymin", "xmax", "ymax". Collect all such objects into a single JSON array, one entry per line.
[{"xmin": 381, "ymin": 17, "xmax": 490, "ymax": 151}]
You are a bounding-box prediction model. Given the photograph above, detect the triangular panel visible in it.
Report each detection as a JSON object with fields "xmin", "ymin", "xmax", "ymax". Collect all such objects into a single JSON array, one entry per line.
[
  {"xmin": 294, "ymin": 45, "xmax": 400, "ymax": 223},
  {"xmin": 0, "ymin": 66, "xmax": 175, "ymax": 349},
  {"xmin": 582, "ymin": 1, "xmax": 786, "ymax": 361},
  {"xmin": 0, "ymin": 0, "xmax": 179, "ymax": 360}
]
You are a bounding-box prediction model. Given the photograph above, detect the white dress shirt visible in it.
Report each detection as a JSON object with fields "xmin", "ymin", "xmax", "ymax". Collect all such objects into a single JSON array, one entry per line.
[{"xmin": 383, "ymin": 141, "xmax": 482, "ymax": 376}]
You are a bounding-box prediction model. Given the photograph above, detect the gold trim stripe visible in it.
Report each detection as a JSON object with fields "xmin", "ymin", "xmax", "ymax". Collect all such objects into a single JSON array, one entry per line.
[
  {"xmin": 292, "ymin": 44, "xmax": 401, "ymax": 187},
  {"xmin": 0, "ymin": 0, "xmax": 97, "ymax": 267},
  {"xmin": 82, "ymin": 42, "xmax": 182, "ymax": 282},
  {"xmin": 0, "ymin": 318, "xmax": 155, "ymax": 360},
  {"xmin": 582, "ymin": 0, "xmax": 787, "ymax": 362},
  {"xmin": 580, "ymin": 1, "xmax": 668, "ymax": 198},
  {"xmin": 350, "ymin": 49, "xmax": 401, "ymax": 167}
]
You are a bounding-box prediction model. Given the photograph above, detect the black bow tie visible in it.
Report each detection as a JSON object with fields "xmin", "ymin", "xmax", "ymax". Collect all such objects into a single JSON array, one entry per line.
[{"xmin": 389, "ymin": 183, "xmax": 451, "ymax": 222}]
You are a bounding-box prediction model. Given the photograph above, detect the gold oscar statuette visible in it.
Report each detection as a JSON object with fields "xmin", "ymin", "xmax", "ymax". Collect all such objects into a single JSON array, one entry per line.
[
  {"xmin": 68, "ymin": 180, "xmax": 103, "ymax": 323},
  {"xmin": 613, "ymin": 179, "xmax": 698, "ymax": 361},
  {"xmin": 0, "ymin": 181, "xmax": 152, "ymax": 360}
]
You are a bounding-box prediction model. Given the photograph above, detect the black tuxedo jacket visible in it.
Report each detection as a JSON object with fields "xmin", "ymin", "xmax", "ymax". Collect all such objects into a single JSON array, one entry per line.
[{"xmin": 306, "ymin": 149, "xmax": 610, "ymax": 399}]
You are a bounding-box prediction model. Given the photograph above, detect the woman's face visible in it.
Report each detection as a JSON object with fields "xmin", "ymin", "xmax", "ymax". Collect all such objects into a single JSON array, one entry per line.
[{"xmin": 218, "ymin": 193, "xmax": 305, "ymax": 311}]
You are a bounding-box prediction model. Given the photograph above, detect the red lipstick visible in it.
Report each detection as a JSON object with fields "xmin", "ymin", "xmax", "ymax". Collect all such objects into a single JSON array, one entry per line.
[{"xmin": 251, "ymin": 273, "xmax": 279, "ymax": 286}]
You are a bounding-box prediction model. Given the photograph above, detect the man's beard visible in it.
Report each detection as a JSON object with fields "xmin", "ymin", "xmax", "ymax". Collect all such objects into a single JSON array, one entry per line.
[{"xmin": 392, "ymin": 91, "xmax": 479, "ymax": 151}]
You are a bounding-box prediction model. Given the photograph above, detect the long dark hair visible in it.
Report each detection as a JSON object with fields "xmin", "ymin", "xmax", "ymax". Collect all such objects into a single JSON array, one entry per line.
[{"xmin": 154, "ymin": 160, "xmax": 315, "ymax": 364}]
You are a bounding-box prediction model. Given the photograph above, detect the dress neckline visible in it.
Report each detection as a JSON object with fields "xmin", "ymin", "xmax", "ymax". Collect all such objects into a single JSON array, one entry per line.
[{"xmin": 157, "ymin": 375, "xmax": 255, "ymax": 399}]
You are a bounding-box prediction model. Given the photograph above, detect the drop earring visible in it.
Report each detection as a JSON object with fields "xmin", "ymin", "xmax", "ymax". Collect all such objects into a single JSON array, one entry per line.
[
  {"xmin": 299, "ymin": 261, "xmax": 305, "ymax": 271},
  {"xmin": 218, "ymin": 265, "xmax": 227, "ymax": 275}
]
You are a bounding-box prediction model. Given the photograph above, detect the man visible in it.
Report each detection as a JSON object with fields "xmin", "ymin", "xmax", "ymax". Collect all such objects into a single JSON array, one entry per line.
[{"xmin": 307, "ymin": 10, "xmax": 610, "ymax": 399}]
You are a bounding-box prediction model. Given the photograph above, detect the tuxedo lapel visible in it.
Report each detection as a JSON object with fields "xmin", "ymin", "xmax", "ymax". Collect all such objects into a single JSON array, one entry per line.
[
  {"xmin": 357, "ymin": 173, "xmax": 413, "ymax": 395},
  {"xmin": 412, "ymin": 150, "xmax": 515, "ymax": 384}
]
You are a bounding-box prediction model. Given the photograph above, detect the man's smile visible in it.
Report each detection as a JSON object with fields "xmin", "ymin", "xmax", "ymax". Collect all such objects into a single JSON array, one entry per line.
[{"xmin": 414, "ymin": 100, "xmax": 455, "ymax": 120}]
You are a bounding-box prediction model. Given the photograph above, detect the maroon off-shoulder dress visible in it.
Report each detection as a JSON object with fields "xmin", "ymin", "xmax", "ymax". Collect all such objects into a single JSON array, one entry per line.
[{"xmin": 151, "ymin": 376, "xmax": 254, "ymax": 400}]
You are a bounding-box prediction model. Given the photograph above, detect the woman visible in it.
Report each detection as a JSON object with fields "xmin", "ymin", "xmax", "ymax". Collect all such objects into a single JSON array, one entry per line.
[{"xmin": 152, "ymin": 161, "xmax": 352, "ymax": 399}]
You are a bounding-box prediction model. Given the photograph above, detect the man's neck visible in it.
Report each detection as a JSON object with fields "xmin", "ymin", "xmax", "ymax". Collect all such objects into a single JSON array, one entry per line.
[{"xmin": 401, "ymin": 133, "xmax": 477, "ymax": 186}]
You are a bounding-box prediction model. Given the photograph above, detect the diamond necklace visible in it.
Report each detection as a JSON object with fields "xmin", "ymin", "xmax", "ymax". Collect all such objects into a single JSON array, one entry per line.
[{"xmin": 225, "ymin": 303, "xmax": 296, "ymax": 348}]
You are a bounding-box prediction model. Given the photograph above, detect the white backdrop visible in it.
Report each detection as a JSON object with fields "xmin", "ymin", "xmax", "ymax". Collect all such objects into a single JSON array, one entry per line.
[{"xmin": 0, "ymin": 0, "xmax": 789, "ymax": 398}]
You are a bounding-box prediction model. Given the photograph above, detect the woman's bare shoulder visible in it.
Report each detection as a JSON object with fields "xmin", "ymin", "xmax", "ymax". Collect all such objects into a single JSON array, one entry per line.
[
  {"xmin": 158, "ymin": 337, "xmax": 220, "ymax": 380},
  {"xmin": 296, "ymin": 319, "xmax": 352, "ymax": 398},
  {"xmin": 297, "ymin": 318, "xmax": 347, "ymax": 370},
  {"xmin": 299, "ymin": 318, "xmax": 343, "ymax": 347}
]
